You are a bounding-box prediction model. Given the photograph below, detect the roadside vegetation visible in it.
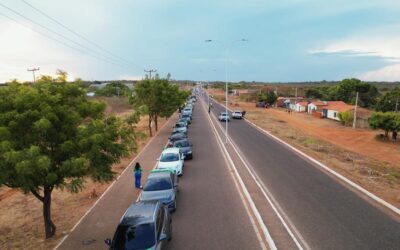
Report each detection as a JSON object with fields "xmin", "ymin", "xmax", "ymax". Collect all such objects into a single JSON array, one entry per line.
[
  {"xmin": 0, "ymin": 72, "xmax": 186, "ymax": 249},
  {"xmin": 208, "ymin": 86, "xmax": 400, "ymax": 207}
]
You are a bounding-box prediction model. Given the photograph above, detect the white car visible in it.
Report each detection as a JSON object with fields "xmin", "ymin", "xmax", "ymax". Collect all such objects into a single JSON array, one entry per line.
[
  {"xmin": 157, "ymin": 147, "xmax": 184, "ymax": 176},
  {"xmin": 232, "ymin": 110, "xmax": 243, "ymax": 119},
  {"xmin": 218, "ymin": 112, "xmax": 230, "ymax": 122}
]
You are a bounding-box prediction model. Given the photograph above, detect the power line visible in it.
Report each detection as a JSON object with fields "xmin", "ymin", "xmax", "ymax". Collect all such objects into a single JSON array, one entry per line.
[
  {"xmin": 0, "ymin": 11, "xmax": 130, "ymax": 69},
  {"xmin": 27, "ymin": 67, "xmax": 39, "ymax": 83},
  {"xmin": 0, "ymin": 2, "xmax": 134, "ymax": 69},
  {"xmin": 20, "ymin": 0, "xmax": 142, "ymax": 70},
  {"xmin": 144, "ymin": 69, "xmax": 157, "ymax": 79}
]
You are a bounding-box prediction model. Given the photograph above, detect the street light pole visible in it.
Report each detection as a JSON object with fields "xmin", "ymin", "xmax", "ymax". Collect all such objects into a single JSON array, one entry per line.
[{"xmin": 205, "ymin": 39, "xmax": 247, "ymax": 144}]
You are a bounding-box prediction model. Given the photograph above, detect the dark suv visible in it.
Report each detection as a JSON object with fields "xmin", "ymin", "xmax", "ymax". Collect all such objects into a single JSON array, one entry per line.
[{"xmin": 105, "ymin": 201, "xmax": 172, "ymax": 250}]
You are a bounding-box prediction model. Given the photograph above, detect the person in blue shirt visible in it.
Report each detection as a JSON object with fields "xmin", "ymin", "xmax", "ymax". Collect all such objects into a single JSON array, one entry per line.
[{"xmin": 134, "ymin": 162, "xmax": 143, "ymax": 189}]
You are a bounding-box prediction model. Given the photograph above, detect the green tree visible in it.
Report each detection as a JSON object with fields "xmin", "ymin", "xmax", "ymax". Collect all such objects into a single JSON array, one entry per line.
[
  {"xmin": 265, "ymin": 91, "xmax": 277, "ymax": 105},
  {"xmin": 95, "ymin": 82, "xmax": 131, "ymax": 97},
  {"xmin": 375, "ymin": 87, "xmax": 400, "ymax": 112},
  {"xmin": 0, "ymin": 75, "xmax": 137, "ymax": 239},
  {"xmin": 131, "ymin": 77, "xmax": 187, "ymax": 136},
  {"xmin": 305, "ymin": 88, "xmax": 323, "ymax": 99},
  {"xmin": 368, "ymin": 112, "xmax": 400, "ymax": 138},
  {"xmin": 328, "ymin": 78, "xmax": 378, "ymax": 107},
  {"xmin": 338, "ymin": 111, "xmax": 353, "ymax": 126},
  {"xmin": 256, "ymin": 92, "xmax": 267, "ymax": 102}
]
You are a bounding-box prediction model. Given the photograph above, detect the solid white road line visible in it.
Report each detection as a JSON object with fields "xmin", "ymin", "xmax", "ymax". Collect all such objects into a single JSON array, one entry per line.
[
  {"xmin": 220, "ymin": 121, "xmax": 309, "ymax": 250},
  {"xmin": 54, "ymin": 119, "xmax": 171, "ymax": 250},
  {"xmin": 245, "ymin": 116, "xmax": 400, "ymax": 216},
  {"xmin": 209, "ymin": 95, "xmax": 400, "ymax": 216},
  {"xmin": 203, "ymin": 99, "xmax": 276, "ymax": 250}
]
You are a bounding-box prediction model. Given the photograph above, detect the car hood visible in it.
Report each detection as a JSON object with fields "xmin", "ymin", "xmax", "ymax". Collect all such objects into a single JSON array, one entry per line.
[
  {"xmin": 158, "ymin": 161, "xmax": 180, "ymax": 170},
  {"xmin": 141, "ymin": 189, "xmax": 174, "ymax": 202}
]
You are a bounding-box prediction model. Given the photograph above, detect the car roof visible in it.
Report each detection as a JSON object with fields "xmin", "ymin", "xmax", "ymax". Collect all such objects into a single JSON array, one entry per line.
[
  {"xmin": 120, "ymin": 201, "xmax": 159, "ymax": 226},
  {"xmin": 147, "ymin": 171, "xmax": 172, "ymax": 179},
  {"xmin": 174, "ymin": 138, "xmax": 189, "ymax": 144},
  {"xmin": 234, "ymin": 110, "xmax": 242, "ymax": 112},
  {"xmin": 162, "ymin": 147, "xmax": 180, "ymax": 154},
  {"xmin": 171, "ymin": 133, "xmax": 186, "ymax": 138}
]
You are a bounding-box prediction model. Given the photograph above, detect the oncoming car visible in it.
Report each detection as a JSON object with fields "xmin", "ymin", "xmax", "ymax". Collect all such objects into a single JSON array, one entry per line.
[{"xmin": 218, "ymin": 111, "xmax": 230, "ymax": 122}]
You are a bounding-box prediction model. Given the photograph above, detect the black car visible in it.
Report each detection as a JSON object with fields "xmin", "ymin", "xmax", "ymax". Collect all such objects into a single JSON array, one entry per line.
[
  {"xmin": 167, "ymin": 133, "xmax": 187, "ymax": 147},
  {"xmin": 105, "ymin": 201, "xmax": 172, "ymax": 250},
  {"xmin": 173, "ymin": 139, "xmax": 193, "ymax": 160}
]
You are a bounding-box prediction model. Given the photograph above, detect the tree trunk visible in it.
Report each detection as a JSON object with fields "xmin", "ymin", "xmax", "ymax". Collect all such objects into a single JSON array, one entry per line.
[
  {"xmin": 385, "ymin": 130, "xmax": 389, "ymax": 138},
  {"xmin": 148, "ymin": 114, "xmax": 153, "ymax": 137},
  {"xmin": 155, "ymin": 114, "xmax": 158, "ymax": 132},
  {"xmin": 43, "ymin": 186, "xmax": 56, "ymax": 238}
]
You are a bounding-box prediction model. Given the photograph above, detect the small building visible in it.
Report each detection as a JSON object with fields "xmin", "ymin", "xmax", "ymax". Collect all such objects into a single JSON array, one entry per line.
[
  {"xmin": 322, "ymin": 101, "xmax": 353, "ymax": 121},
  {"xmin": 307, "ymin": 101, "xmax": 328, "ymax": 114},
  {"xmin": 294, "ymin": 101, "xmax": 308, "ymax": 112},
  {"xmin": 276, "ymin": 97, "xmax": 305, "ymax": 109}
]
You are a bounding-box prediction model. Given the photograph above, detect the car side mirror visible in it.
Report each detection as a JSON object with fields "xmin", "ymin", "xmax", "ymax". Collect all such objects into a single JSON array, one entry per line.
[
  {"xmin": 159, "ymin": 233, "xmax": 167, "ymax": 242},
  {"xmin": 104, "ymin": 238, "xmax": 112, "ymax": 246}
]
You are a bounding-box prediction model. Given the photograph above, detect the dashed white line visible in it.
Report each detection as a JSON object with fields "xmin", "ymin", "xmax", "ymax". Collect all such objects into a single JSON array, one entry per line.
[{"xmin": 203, "ymin": 99, "xmax": 276, "ymax": 250}]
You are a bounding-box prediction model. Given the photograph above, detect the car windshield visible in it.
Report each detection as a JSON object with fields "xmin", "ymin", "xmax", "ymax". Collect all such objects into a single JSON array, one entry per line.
[
  {"xmin": 174, "ymin": 140, "xmax": 189, "ymax": 147},
  {"xmin": 175, "ymin": 123, "xmax": 185, "ymax": 128},
  {"xmin": 143, "ymin": 177, "xmax": 172, "ymax": 191},
  {"xmin": 160, "ymin": 153, "xmax": 179, "ymax": 162},
  {"xmin": 182, "ymin": 115, "xmax": 190, "ymax": 118},
  {"xmin": 112, "ymin": 223, "xmax": 155, "ymax": 250}
]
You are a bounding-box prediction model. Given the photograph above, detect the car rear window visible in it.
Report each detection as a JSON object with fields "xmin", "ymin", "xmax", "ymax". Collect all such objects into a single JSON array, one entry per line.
[
  {"xmin": 112, "ymin": 223, "xmax": 155, "ymax": 249},
  {"xmin": 143, "ymin": 177, "xmax": 172, "ymax": 191},
  {"xmin": 174, "ymin": 140, "xmax": 189, "ymax": 147}
]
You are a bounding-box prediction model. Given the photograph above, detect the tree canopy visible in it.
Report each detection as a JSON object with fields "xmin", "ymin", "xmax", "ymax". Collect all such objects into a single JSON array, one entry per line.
[
  {"xmin": 95, "ymin": 82, "xmax": 131, "ymax": 97},
  {"xmin": 130, "ymin": 76, "xmax": 188, "ymax": 136},
  {"xmin": 375, "ymin": 87, "xmax": 400, "ymax": 112},
  {"xmin": 0, "ymin": 74, "xmax": 137, "ymax": 238},
  {"xmin": 368, "ymin": 112, "xmax": 400, "ymax": 138}
]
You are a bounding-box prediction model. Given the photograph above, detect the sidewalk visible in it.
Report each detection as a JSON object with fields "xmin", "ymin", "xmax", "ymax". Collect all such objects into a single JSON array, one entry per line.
[{"xmin": 56, "ymin": 114, "xmax": 176, "ymax": 250}]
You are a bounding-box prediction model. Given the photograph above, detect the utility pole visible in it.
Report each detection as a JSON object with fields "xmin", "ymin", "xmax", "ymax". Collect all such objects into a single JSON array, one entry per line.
[
  {"xmin": 27, "ymin": 67, "xmax": 40, "ymax": 83},
  {"xmin": 144, "ymin": 69, "xmax": 157, "ymax": 79},
  {"xmin": 352, "ymin": 92, "xmax": 359, "ymax": 129}
]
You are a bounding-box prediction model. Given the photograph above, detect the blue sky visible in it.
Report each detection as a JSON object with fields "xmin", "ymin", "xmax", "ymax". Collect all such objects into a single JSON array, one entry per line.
[{"xmin": 1, "ymin": 0, "xmax": 400, "ymax": 82}]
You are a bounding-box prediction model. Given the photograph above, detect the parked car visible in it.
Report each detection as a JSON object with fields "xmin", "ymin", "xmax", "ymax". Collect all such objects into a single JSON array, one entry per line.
[
  {"xmin": 218, "ymin": 112, "xmax": 230, "ymax": 122},
  {"xmin": 157, "ymin": 147, "xmax": 184, "ymax": 176},
  {"xmin": 232, "ymin": 110, "xmax": 243, "ymax": 119},
  {"xmin": 175, "ymin": 122, "xmax": 187, "ymax": 129},
  {"xmin": 180, "ymin": 114, "xmax": 192, "ymax": 124},
  {"xmin": 172, "ymin": 126, "xmax": 187, "ymax": 135},
  {"xmin": 173, "ymin": 139, "xmax": 193, "ymax": 160},
  {"xmin": 140, "ymin": 170, "xmax": 178, "ymax": 212},
  {"xmin": 105, "ymin": 201, "xmax": 171, "ymax": 250},
  {"xmin": 168, "ymin": 132, "xmax": 188, "ymax": 147},
  {"xmin": 256, "ymin": 101, "xmax": 267, "ymax": 108},
  {"xmin": 178, "ymin": 118, "xmax": 189, "ymax": 127}
]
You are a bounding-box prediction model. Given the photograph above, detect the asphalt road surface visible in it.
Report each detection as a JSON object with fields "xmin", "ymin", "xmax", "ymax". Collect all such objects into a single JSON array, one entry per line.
[
  {"xmin": 208, "ymin": 95, "xmax": 400, "ymax": 250},
  {"xmin": 57, "ymin": 102, "xmax": 263, "ymax": 250}
]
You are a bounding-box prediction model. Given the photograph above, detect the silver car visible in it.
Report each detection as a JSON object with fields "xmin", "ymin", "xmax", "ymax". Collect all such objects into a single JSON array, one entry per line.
[{"xmin": 140, "ymin": 170, "xmax": 178, "ymax": 212}]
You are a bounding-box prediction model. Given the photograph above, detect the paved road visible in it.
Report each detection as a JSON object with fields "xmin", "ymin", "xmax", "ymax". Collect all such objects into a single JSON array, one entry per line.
[
  {"xmin": 57, "ymin": 115, "xmax": 176, "ymax": 250},
  {"xmin": 208, "ymin": 95, "xmax": 400, "ymax": 250},
  {"xmin": 165, "ymin": 99, "xmax": 262, "ymax": 249},
  {"xmin": 57, "ymin": 104, "xmax": 263, "ymax": 249}
]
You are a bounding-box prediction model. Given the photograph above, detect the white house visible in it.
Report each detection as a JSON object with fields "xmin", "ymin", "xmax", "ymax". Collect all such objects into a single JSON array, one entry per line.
[
  {"xmin": 307, "ymin": 101, "xmax": 328, "ymax": 114},
  {"xmin": 294, "ymin": 101, "xmax": 308, "ymax": 112}
]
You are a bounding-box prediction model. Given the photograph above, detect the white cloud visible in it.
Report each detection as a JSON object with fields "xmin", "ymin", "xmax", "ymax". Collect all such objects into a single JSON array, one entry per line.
[
  {"xmin": 0, "ymin": 19, "xmax": 92, "ymax": 82},
  {"xmin": 308, "ymin": 36, "xmax": 400, "ymax": 62},
  {"xmin": 360, "ymin": 64, "xmax": 400, "ymax": 81}
]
